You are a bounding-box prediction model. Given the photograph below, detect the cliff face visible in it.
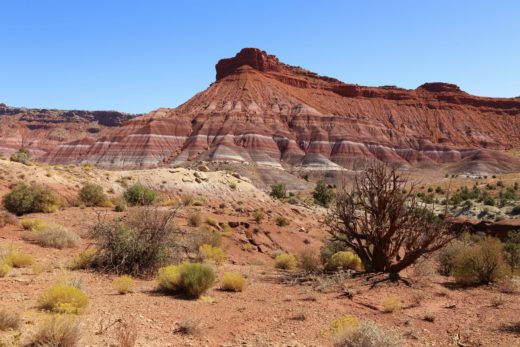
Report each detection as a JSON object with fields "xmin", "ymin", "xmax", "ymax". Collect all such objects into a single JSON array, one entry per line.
[
  {"xmin": 0, "ymin": 103, "xmax": 136, "ymax": 157},
  {"xmin": 3, "ymin": 48, "xmax": 520, "ymax": 172}
]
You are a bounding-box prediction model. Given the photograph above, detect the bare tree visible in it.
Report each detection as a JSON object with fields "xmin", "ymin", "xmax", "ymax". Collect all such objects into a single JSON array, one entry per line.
[{"xmin": 326, "ymin": 161, "xmax": 457, "ymax": 279}]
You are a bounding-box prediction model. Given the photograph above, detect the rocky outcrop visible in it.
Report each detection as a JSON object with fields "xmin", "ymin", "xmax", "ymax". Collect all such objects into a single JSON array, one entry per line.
[
  {"xmin": 2, "ymin": 48, "xmax": 520, "ymax": 172},
  {"xmin": 0, "ymin": 104, "xmax": 136, "ymax": 156}
]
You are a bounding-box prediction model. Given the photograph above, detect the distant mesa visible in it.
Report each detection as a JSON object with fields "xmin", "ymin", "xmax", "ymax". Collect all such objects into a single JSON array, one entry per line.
[{"xmin": 0, "ymin": 48, "xmax": 519, "ymax": 173}]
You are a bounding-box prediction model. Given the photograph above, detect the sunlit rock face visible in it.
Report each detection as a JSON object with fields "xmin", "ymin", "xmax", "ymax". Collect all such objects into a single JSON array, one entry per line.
[{"xmin": 2, "ymin": 48, "xmax": 520, "ymax": 171}]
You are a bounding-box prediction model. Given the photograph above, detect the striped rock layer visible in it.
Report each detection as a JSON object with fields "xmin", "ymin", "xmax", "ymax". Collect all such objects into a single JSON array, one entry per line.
[{"xmin": 5, "ymin": 48, "xmax": 520, "ymax": 171}]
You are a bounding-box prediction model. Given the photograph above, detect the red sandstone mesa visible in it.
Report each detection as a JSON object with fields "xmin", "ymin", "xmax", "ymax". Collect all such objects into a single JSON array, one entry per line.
[{"xmin": 1, "ymin": 48, "xmax": 519, "ymax": 171}]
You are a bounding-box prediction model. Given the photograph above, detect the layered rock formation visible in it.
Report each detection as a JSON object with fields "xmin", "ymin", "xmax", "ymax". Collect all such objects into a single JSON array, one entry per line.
[
  {"xmin": 0, "ymin": 103, "xmax": 136, "ymax": 157},
  {"xmin": 2, "ymin": 48, "xmax": 520, "ymax": 172}
]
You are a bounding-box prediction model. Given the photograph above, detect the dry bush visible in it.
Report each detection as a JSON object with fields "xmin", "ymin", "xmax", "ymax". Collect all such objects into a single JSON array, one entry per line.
[
  {"xmin": 453, "ymin": 237, "xmax": 509, "ymax": 285},
  {"xmin": 220, "ymin": 272, "xmax": 247, "ymax": 292},
  {"xmin": 205, "ymin": 216, "xmax": 218, "ymax": 228},
  {"xmin": 0, "ymin": 309, "xmax": 20, "ymax": 331},
  {"xmin": 116, "ymin": 320, "xmax": 137, "ymax": 347},
  {"xmin": 112, "ymin": 196, "xmax": 127, "ymax": 212},
  {"xmin": 252, "ymin": 209, "xmax": 265, "ymax": 224},
  {"xmin": 412, "ymin": 257, "xmax": 437, "ymax": 278},
  {"xmin": 188, "ymin": 212, "xmax": 202, "ymax": 227},
  {"xmin": 113, "ymin": 275, "xmax": 133, "ymax": 295},
  {"xmin": 437, "ymin": 239, "xmax": 467, "ymax": 276},
  {"xmin": 275, "ymin": 216, "xmax": 290, "ymax": 227},
  {"xmin": 382, "ymin": 296, "xmax": 402, "ymax": 313},
  {"xmin": 0, "ymin": 211, "xmax": 18, "ymax": 228},
  {"xmin": 89, "ymin": 207, "xmax": 183, "ymax": 276},
  {"xmin": 333, "ymin": 319, "xmax": 402, "ymax": 347},
  {"xmin": 327, "ymin": 161, "xmax": 456, "ymax": 277},
  {"xmin": 38, "ymin": 284, "xmax": 88, "ymax": 314},
  {"xmin": 173, "ymin": 319, "xmax": 202, "ymax": 336},
  {"xmin": 198, "ymin": 244, "xmax": 226, "ymax": 265},
  {"xmin": 180, "ymin": 194, "xmax": 194, "ymax": 206},
  {"xmin": 325, "ymin": 251, "xmax": 362, "ymax": 272},
  {"xmin": 298, "ymin": 250, "xmax": 321, "ymax": 273},
  {"xmin": 22, "ymin": 224, "xmax": 79, "ymax": 249},
  {"xmin": 274, "ymin": 253, "xmax": 297, "ymax": 271},
  {"xmin": 157, "ymin": 263, "xmax": 215, "ymax": 298},
  {"xmin": 24, "ymin": 314, "xmax": 81, "ymax": 347},
  {"xmin": 497, "ymin": 277, "xmax": 520, "ymax": 294}
]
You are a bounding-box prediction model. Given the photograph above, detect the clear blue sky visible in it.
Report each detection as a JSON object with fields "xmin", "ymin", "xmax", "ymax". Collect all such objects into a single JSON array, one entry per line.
[{"xmin": 1, "ymin": 0, "xmax": 518, "ymax": 113}]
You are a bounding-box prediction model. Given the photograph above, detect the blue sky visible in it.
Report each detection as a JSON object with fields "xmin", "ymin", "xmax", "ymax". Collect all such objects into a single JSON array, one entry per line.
[{"xmin": 0, "ymin": 0, "xmax": 518, "ymax": 113}]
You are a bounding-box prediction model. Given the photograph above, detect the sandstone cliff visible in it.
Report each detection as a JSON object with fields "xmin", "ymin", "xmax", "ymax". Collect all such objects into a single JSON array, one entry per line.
[{"xmin": 2, "ymin": 48, "xmax": 519, "ymax": 172}]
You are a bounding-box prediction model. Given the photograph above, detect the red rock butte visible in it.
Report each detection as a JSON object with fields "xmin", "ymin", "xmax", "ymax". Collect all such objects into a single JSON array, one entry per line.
[{"xmin": 1, "ymin": 48, "xmax": 520, "ymax": 172}]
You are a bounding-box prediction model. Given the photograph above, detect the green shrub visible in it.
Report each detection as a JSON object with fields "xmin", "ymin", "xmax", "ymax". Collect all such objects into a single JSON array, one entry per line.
[
  {"xmin": 504, "ymin": 231, "xmax": 520, "ymax": 273},
  {"xmin": 275, "ymin": 216, "xmax": 290, "ymax": 227},
  {"xmin": 157, "ymin": 263, "xmax": 215, "ymax": 298},
  {"xmin": 113, "ymin": 275, "xmax": 133, "ymax": 294},
  {"xmin": 38, "ymin": 284, "xmax": 88, "ymax": 314},
  {"xmin": 325, "ymin": 251, "xmax": 362, "ymax": 272},
  {"xmin": 274, "ymin": 253, "xmax": 297, "ymax": 271},
  {"xmin": 220, "ymin": 272, "xmax": 247, "ymax": 292},
  {"xmin": 198, "ymin": 244, "xmax": 226, "ymax": 265},
  {"xmin": 78, "ymin": 183, "xmax": 107, "ymax": 207},
  {"xmin": 89, "ymin": 208, "xmax": 180, "ymax": 275},
  {"xmin": 270, "ymin": 183, "xmax": 286, "ymax": 200},
  {"xmin": 10, "ymin": 148, "xmax": 31, "ymax": 164},
  {"xmin": 22, "ymin": 224, "xmax": 79, "ymax": 249},
  {"xmin": 511, "ymin": 206, "xmax": 520, "ymax": 215},
  {"xmin": 123, "ymin": 183, "xmax": 157, "ymax": 206},
  {"xmin": 313, "ymin": 181, "xmax": 335, "ymax": 207},
  {"xmin": 27, "ymin": 314, "xmax": 81, "ymax": 347},
  {"xmin": 3, "ymin": 183, "xmax": 59, "ymax": 215},
  {"xmin": 453, "ymin": 237, "xmax": 509, "ymax": 285}
]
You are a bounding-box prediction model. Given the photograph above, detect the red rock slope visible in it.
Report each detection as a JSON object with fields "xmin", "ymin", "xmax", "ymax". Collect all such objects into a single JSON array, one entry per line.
[{"xmin": 12, "ymin": 48, "xmax": 520, "ymax": 171}]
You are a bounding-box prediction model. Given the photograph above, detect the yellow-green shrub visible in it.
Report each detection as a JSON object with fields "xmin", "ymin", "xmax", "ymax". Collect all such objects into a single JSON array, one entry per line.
[
  {"xmin": 6, "ymin": 250, "xmax": 34, "ymax": 268},
  {"xmin": 199, "ymin": 244, "xmax": 226, "ymax": 265},
  {"xmin": 382, "ymin": 296, "xmax": 402, "ymax": 313},
  {"xmin": 274, "ymin": 253, "xmax": 297, "ymax": 271},
  {"xmin": 325, "ymin": 251, "xmax": 362, "ymax": 272},
  {"xmin": 21, "ymin": 218, "xmax": 48, "ymax": 231},
  {"xmin": 38, "ymin": 284, "xmax": 88, "ymax": 314},
  {"xmin": 322, "ymin": 314, "xmax": 359, "ymax": 337},
  {"xmin": 157, "ymin": 263, "xmax": 215, "ymax": 298},
  {"xmin": 0, "ymin": 263, "xmax": 11, "ymax": 277},
  {"xmin": 68, "ymin": 248, "xmax": 97, "ymax": 270},
  {"xmin": 113, "ymin": 275, "xmax": 133, "ymax": 294},
  {"xmin": 2, "ymin": 183, "xmax": 59, "ymax": 215},
  {"xmin": 205, "ymin": 216, "xmax": 218, "ymax": 227},
  {"xmin": 220, "ymin": 272, "xmax": 247, "ymax": 292}
]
